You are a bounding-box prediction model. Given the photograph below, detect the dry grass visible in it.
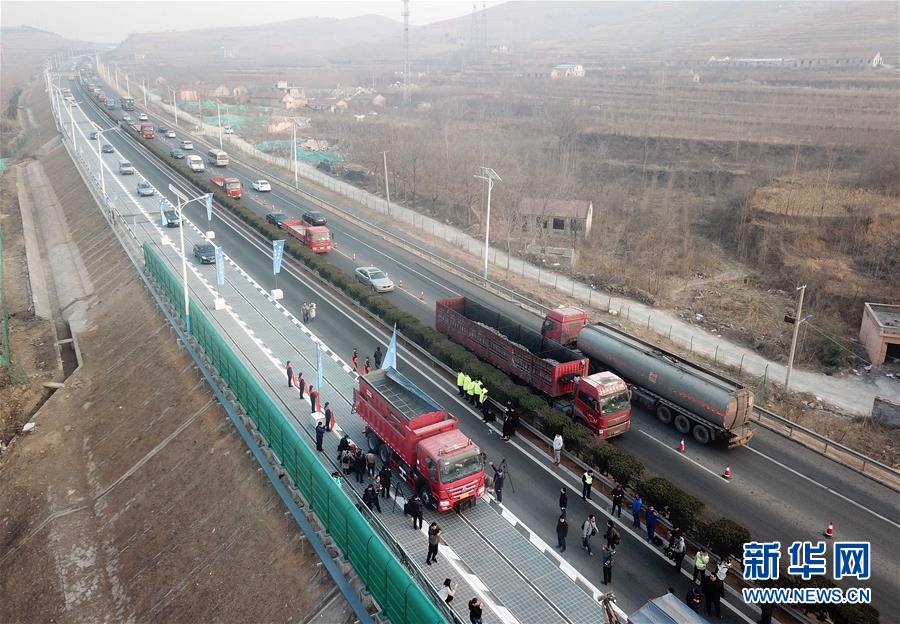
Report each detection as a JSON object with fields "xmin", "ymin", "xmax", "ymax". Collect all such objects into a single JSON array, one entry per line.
[{"xmin": 752, "ymin": 171, "xmax": 899, "ymax": 217}]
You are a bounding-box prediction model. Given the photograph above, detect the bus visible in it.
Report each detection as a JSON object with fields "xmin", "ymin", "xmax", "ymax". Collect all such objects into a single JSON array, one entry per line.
[
  {"xmin": 121, "ymin": 97, "xmax": 135, "ymax": 111},
  {"xmin": 207, "ymin": 149, "xmax": 229, "ymax": 167}
]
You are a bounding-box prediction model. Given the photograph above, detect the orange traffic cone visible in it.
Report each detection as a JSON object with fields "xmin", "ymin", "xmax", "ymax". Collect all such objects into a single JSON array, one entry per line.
[
  {"xmin": 677, "ymin": 439, "xmax": 685, "ymax": 453},
  {"xmin": 419, "ymin": 290, "xmax": 425, "ymax": 301},
  {"xmin": 398, "ymin": 279, "xmax": 403, "ymax": 289},
  {"xmin": 723, "ymin": 465, "xmax": 732, "ymax": 479},
  {"xmin": 824, "ymin": 522, "xmax": 834, "ymax": 539}
]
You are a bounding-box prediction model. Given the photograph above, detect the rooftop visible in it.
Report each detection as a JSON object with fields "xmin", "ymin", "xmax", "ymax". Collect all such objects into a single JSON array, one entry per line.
[{"xmin": 866, "ymin": 303, "xmax": 900, "ymax": 332}]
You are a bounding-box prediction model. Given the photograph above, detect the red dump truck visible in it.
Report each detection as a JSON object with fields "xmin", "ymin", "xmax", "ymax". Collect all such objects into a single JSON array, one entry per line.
[
  {"xmin": 140, "ymin": 122, "xmax": 155, "ymax": 139},
  {"xmin": 354, "ymin": 367, "xmax": 485, "ymax": 511},
  {"xmin": 281, "ymin": 218, "xmax": 333, "ymax": 253},
  {"xmin": 436, "ymin": 296, "xmax": 632, "ymax": 440},
  {"xmin": 543, "ymin": 307, "xmax": 754, "ymax": 447},
  {"xmin": 210, "ymin": 175, "xmax": 242, "ymax": 199}
]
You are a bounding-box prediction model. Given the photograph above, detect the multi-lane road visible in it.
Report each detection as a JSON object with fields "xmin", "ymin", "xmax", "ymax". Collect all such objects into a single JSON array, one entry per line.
[{"xmin": 67, "ymin": 71, "xmax": 899, "ymax": 618}]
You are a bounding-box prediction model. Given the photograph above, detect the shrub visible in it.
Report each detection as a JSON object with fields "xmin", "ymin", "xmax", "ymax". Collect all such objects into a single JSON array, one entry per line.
[
  {"xmin": 696, "ymin": 517, "xmax": 751, "ymax": 561},
  {"xmin": 638, "ymin": 477, "xmax": 704, "ymax": 531}
]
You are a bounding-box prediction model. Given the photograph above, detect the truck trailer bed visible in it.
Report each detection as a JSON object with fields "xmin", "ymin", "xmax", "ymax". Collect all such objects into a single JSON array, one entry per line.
[{"xmin": 366, "ymin": 368, "xmax": 442, "ymax": 421}]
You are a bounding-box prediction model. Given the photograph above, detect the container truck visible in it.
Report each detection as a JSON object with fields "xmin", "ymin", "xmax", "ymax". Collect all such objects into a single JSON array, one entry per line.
[
  {"xmin": 354, "ymin": 367, "xmax": 485, "ymax": 511},
  {"xmin": 435, "ymin": 296, "xmax": 632, "ymax": 440},
  {"xmin": 210, "ymin": 175, "xmax": 242, "ymax": 199},
  {"xmin": 542, "ymin": 307, "xmax": 754, "ymax": 447},
  {"xmin": 280, "ymin": 218, "xmax": 333, "ymax": 253},
  {"xmin": 139, "ymin": 122, "xmax": 155, "ymax": 139}
]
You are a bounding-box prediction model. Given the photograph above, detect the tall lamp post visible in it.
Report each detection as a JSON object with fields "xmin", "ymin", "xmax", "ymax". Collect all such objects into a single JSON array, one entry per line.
[
  {"xmin": 380, "ymin": 150, "xmax": 391, "ymax": 206},
  {"xmin": 474, "ymin": 166, "xmax": 502, "ymax": 281},
  {"xmin": 217, "ymin": 100, "xmax": 223, "ymax": 149},
  {"xmin": 784, "ymin": 285, "xmax": 812, "ymax": 392},
  {"xmin": 167, "ymin": 184, "xmax": 210, "ymax": 334},
  {"xmin": 90, "ymin": 123, "xmax": 116, "ymax": 202}
]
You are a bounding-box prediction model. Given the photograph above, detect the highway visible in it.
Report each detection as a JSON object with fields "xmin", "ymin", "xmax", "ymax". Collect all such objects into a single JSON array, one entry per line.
[{"xmin": 70, "ymin": 73, "xmax": 898, "ymax": 618}]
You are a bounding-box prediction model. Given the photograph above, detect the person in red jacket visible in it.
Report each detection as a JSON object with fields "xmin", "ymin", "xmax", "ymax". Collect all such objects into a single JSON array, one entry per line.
[{"xmin": 309, "ymin": 386, "xmax": 318, "ymax": 413}]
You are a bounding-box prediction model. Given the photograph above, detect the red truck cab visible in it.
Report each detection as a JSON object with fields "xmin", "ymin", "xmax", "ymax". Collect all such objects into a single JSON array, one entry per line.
[
  {"xmin": 355, "ymin": 368, "xmax": 484, "ymax": 511},
  {"xmin": 570, "ymin": 371, "xmax": 631, "ymax": 439},
  {"xmin": 211, "ymin": 175, "xmax": 242, "ymax": 199},
  {"xmin": 281, "ymin": 218, "xmax": 333, "ymax": 253},
  {"xmin": 542, "ymin": 306, "xmax": 588, "ymax": 346},
  {"xmin": 140, "ymin": 122, "xmax": 155, "ymax": 139}
]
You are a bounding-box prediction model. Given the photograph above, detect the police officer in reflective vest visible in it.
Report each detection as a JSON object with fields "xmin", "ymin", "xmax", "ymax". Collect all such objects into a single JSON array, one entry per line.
[
  {"xmin": 581, "ymin": 469, "xmax": 594, "ymax": 501},
  {"xmin": 457, "ymin": 371, "xmax": 466, "ymax": 397}
]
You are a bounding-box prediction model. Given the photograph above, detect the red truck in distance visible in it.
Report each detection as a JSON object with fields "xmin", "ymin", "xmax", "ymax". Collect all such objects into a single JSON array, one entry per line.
[
  {"xmin": 140, "ymin": 122, "xmax": 155, "ymax": 139},
  {"xmin": 210, "ymin": 175, "xmax": 242, "ymax": 199},
  {"xmin": 354, "ymin": 367, "xmax": 485, "ymax": 511},
  {"xmin": 436, "ymin": 296, "xmax": 632, "ymax": 440},
  {"xmin": 280, "ymin": 218, "xmax": 333, "ymax": 253}
]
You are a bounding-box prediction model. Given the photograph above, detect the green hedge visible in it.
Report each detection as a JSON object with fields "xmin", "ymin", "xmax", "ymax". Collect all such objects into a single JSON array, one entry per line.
[
  {"xmin": 765, "ymin": 574, "xmax": 880, "ymax": 624},
  {"xmin": 696, "ymin": 517, "xmax": 751, "ymax": 560},
  {"xmin": 637, "ymin": 476, "xmax": 705, "ymax": 532}
]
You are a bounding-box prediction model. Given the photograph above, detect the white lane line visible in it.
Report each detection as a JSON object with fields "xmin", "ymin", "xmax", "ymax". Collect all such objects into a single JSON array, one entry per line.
[
  {"xmin": 637, "ymin": 430, "xmax": 728, "ymax": 481},
  {"xmin": 744, "ymin": 445, "xmax": 900, "ymax": 529}
]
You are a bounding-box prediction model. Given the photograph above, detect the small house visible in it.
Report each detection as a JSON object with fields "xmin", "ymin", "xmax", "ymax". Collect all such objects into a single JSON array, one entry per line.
[
  {"xmin": 514, "ymin": 198, "xmax": 593, "ymax": 241},
  {"xmin": 550, "ymin": 64, "xmax": 585, "ymax": 79}
]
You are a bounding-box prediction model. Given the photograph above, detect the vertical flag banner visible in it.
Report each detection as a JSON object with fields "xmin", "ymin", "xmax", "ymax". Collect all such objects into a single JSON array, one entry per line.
[
  {"xmin": 272, "ymin": 239, "xmax": 285, "ymax": 275},
  {"xmin": 205, "ymin": 193, "xmax": 213, "ymax": 221},
  {"xmin": 159, "ymin": 197, "xmax": 167, "ymax": 226},
  {"xmin": 215, "ymin": 247, "xmax": 225, "ymax": 285},
  {"xmin": 383, "ymin": 324, "xmax": 398, "ymax": 370},
  {"xmin": 316, "ymin": 342, "xmax": 324, "ymax": 391}
]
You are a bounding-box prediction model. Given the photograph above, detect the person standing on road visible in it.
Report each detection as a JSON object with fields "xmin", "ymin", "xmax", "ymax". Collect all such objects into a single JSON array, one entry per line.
[
  {"xmin": 556, "ymin": 514, "xmax": 568, "ymax": 551},
  {"xmin": 323, "ymin": 402, "xmax": 333, "ymax": 431},
  {"xmin": 457, "ymin": 371, "xmax": 466, "ymax": 397},
  {"xmin": 373, "ymin": 346, "xmax": 383, "ymax": 368},
  {"xmin": 703, "ymin": 569, "xmax": 724, "ymax": 619},
  {"xmin": 364, "ymin": 357, "xmax": 371, "ymax": 374},
  {"xmin": 602, "ymin": 544, "xmax": 616, "ymax": 585},
  {"xmin": 296, "ymin": 372, "xmax": 306, "ymax": 398},
  {"xmin": 366, "ymin": 451, "xmax": 377, "ymax": 478},
  {"xmin": 508, "ymin": 408, "xmax": 519, "ymax": 438},
  {"xmin": 337, "ymin": 434, "xmax": 350, "ymax": 462},
  {"xmin": 352, "ymin": 347, "xmax": 359, "ymax": 372},
  {"xmin": 645, "ymin": 504, "xmax": 659, "ymax": 543},
  {"xmin": 581, "ymin": 514, "xmax": 598, "ymax": 555},
  {"xmin": 302, "ymin": 302, "xmax": 310, "ymax": 323},
  {"xmin": 309, "ymin": 385, "xmax": 318, "ymax": 413},
  {"xmin": 489, "ymin": 461, "xmax": 505, "ymax": 503},
  {"xmin": 631, "ymin": 494, "xmax": 643, "ymax": 528},
  {"xmin": 604, "ymin": 520, "xmax": 620, "ymax": 549},
  {"xmin": 378, "ymin": 465, "xmax": 391, "ymax": 498},
  {"xmin": 552, "ymin": 433, "xmax": 564, "ymax": 465},
  {"xmin": 409, "ymin": 495, "xmax": 423, "ymax": 530},
  {"xmin": 559, "ymin": 487, "xmax": 568, "ymax": 516},
  {"xmin": 670, "ymin": 528, "xmax": 686, "ymax": 572},
  {"xmin": 693, "ymin": 548, "xmax": 710, "ymax": 583},
  {"xmin": 468, "ymin": 598, "xmax": 483, "ymax": 624},
  {"xmin": 363, "ymin": 484, "xmax": 382, "ymax": 513},
  {"xmin": 438, "ymin": 578, "xmax": 455, "ymax": 604},
  {"xmin": 309, "ymin": 302, "xmax": 316, "ymax": 321},
  {"xmin": 610, "ymin": 483, "xmax": 625, "ymax": 518},
  {"xmin": 685, "ymin": 585, "xmax": 703, "ymax": 612},
  {"xmin": 426, "ymin": 522, "xmax": 442, "ymax": 565},
  {"xmin": 286, "ymin": 361, "xmax": 295, "ymax": 388},
  {"xmin": 581, "ymin": 469, "xmax": 594, "ymax": 500},
  {"xmin": 315, "ymin": 421, "xmax": 325, "ymax": 451},
  {"xmin": 354, "ymin": 450, "xmax": 367, "ymax": 484}
]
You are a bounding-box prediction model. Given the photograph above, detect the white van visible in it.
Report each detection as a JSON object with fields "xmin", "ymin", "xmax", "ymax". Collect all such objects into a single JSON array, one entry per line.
[{"xmin": 187, "ymin": 155, "xmax": 205, "ymax": 172}]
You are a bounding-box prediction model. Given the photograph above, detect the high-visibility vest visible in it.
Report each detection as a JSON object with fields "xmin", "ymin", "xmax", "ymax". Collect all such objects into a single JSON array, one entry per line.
[
  {"xmin": 463, "ymin": 377, "xmax": 473, "ymax": 393},
  {"xmin": 467, "ymin": 380, "xmax": 478, "ymax": 396},
  {"xmin": 479, "ymin": 387, "xmax": 488, "ymax": 404},
  {"xmin": 457, "ymin": 371, "xmax": 465, "ymax": 387},
  {"xmin": 583, "ymin": 471, "xmax": 593, "ymax": 486}
]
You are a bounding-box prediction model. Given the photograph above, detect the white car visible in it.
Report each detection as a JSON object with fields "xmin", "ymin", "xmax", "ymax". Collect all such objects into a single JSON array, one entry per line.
[
  {"xmin": 251, "ymin": 180, "xmax": 271, "ymax": 192},
  {"xmin": 181, "ymin": 140, "xmax": 193, "ymax": 150},
  {"xmin": 166, "ymin": 130, "xmax": 176, "ymax": 139},
  {"xmin": 138, "ymin": 113, "xmax": 148, "ymax": 121},
  {"xmin": 122, "ymin": 114, "xmax": 131, "ymax": 122},
  {"xmin": 223, "ymin": 125, "xmax": 234, "ymax": 134}
]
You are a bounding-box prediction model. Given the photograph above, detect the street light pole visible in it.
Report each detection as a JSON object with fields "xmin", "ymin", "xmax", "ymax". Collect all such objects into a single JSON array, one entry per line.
[
  {"xmin": 292, "ymin": 121, "xmax": 298, "ymax": 187},
  {"xmin": 474, "ymin": 166, "xmax": 501, "ymax": 281},
  {"xmin": 167, "ymin": 186, "xmax": 210, "ymax": 334},
  {"xmin": 784, "ymin": 284, "xmax": 807, "ymax": 392},
  {"xmin": 142, "ymin": 79, "xmax": 147, "ymax": 107},
  {"xmin": 217, "ymin": 101, "xmax": 223, "ymax": 149},
  {"xmin": 115, "ymin": 68, "xmax": 120, "ymax": 91},
  {"xmin": 381, "ymin": 150, "xmax": 391, "ymax": 204}
]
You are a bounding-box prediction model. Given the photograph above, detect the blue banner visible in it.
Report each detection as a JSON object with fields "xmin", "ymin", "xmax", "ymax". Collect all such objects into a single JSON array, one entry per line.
[
  {"xmin": 383, "ymin": 323, "xmax": 398, "ymax": 370},
  {"xmin": 205, "ymin": 193, "xmax": 213, "ymax": 221},
  {"xmin": 316, "ymin": 342, "xmax": 323, "ymax": 392},
  {"xmin": 272, "ymin": 239, "xmax": 285, "ymax": 275},
  {"xmin": 159, "ymin": 197, "xmax": 166, "ymax": 226},
  {"xmin": 215, "ymin": 247, "xmax": 225, "ymax": 285}
]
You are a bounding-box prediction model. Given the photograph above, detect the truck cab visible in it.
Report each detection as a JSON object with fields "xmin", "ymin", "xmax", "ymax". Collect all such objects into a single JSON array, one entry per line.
[
  {"xmin": 211, "ymin": 175, "xmax": 242, "ymax": 199},
  {"xmin": 571, "ymin": 372, "xmax": 632, "ymax": 439},
  {"xmin": 415, "ymin": 430, "xmax": 485, "ymax": 511},
  {"xmin": 541, "ymin": 307, "xmax": 588, "ymax": 347}
]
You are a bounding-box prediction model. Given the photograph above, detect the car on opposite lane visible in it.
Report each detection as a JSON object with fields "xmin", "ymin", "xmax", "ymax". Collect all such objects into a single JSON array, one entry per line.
[
  {"xmin": 302, "ymin": 210, "xmax": 327, "ymax": 226},
  {"xmin": 102, "ymin": 143, "xmax": 114, "ymax": 153},
  {"xmin": 88, "ymin": 131, "xmax": 98, "ymax": 140},
  {"xmin": 170, "ymin": 148, "xmax": 185, "ymax": 159},
  {"xmin": 355, "ymin": 266, "xmax": 395, "ymax": 293},
  {"xmin": 251, "ymin": 179, "xmax": 271, "ymax": 192},
  {"xmin": 193, "ymin": 242, "xmax": 216, "ymax": 264},
  {"xmin": 138, "ymin": 113, "xmax": 148, "ymax": 121},
  {"xmin": 265, "ymin": 212, "xmax": 287, "ymax": 228},
  {"xmin": 181, "ymin": 140, "xmax": 194, "ymax": 150},
  {"xmin": 166, "ymin": 130, "xmax": 177, "ymax": 139},
  {"xmin": 137, "ymin": 180, "xmax": 155, "ymax": 197}
]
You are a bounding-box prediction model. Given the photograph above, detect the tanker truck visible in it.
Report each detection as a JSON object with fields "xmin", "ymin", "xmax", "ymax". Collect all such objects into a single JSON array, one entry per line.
[{"xmin": 543, "ymin": 307, "xmax": 754, "ymax": 447}]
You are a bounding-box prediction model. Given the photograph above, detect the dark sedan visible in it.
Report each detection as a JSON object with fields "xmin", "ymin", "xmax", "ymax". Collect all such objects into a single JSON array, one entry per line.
[
  {"xmin": 266, "ymin": 212, "xmax": 287, "ymax": 228},
  {"xmin": 170, "ymin": 148, "xmax": 185, "ymax": 159},
  {"xmin": 193, "ymin": 242, "xmax": 216, "ymax": 264}
]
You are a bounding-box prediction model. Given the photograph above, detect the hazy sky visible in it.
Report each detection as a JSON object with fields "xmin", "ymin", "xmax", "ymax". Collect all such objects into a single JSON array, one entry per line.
[{"xmin": 2, "ymin": 0, "xmax": 495, "ymax": 43}]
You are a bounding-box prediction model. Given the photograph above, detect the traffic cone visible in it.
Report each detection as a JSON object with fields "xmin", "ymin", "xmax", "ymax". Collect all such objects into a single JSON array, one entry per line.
[
  {"xmin": 677, "ymin": 439, "xmax": 685, "ymax": 453},
  {"xmin": 722, "ymin": 465, "xmax": 732, "ymax": 479},
  {"xmin": 419, "ymin": 290, "xmax": 425, "ymax": 302},
  {"xmin": 824, "ymin": 522, "xmax": 834, "ymax": 539},
  {"xmin": 398, "ymin": 279, "xmax": 403, "ymax": 289}
]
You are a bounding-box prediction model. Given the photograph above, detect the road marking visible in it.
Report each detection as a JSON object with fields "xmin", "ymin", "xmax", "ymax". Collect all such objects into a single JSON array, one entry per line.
[
  {"xmin": 744, "ymin": 445, "xmax": 900, "ymax": 529},
  {"xmin": 637, "ymin": 430, "xmax": 729, "ymax": 481}
]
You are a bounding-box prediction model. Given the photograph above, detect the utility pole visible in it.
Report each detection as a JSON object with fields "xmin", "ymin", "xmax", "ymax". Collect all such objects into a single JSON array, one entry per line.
[
  {"xmin": 142, "ymin": 79, "xmax": 147, "ymax": 107},
  {"xmin": 784, "ymin": 284, "xmax": 807, "ymax": 392},
  {"xmin": 381, "ymin": 151, "xmax": 391, "ymax": 205},
  {"xmin": 474, "ymin": 166, "xmax": 501, "ymax": 281},
  {"xmin": 292, "ymin": 121, "xmax": 298, "ymax": 187},
  {"xmin": 401, "ymin": 0, "xmax": 411, "ymax": 105},
  {"xmin": 217, "ymin": 101, "xmax": 223, "ymax": 149}
]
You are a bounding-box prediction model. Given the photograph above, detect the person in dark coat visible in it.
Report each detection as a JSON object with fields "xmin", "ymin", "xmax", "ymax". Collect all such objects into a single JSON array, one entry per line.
[
  {"xmin": 286, "ymin": 361, "xmax": 295, "ymax": 388},
  {"xmin": 610, "ymin": 483, "xmax": 625, "ymax": 518},
  {"xmin": 685, "ymin": 585, "xmax": 703, "ymax": 613},
  {"xmin": 364, "ymin": 357, "xmax": 371, "ymax": 374},
  {"xmin": 373, "ymin": 346, "xmax": 383, "ymax": 368},
  {"xmin": 296, "ymin": 372, "xmax": 306, "ymax": 397},
  {"xmin": 489, "ymin": 462, "xmax": 505, "ymax": 503},
  {"xmin": 378, "ymin": 466, "xmax": 392, "ymax": 498},
  {"xmin": 468, "ymin": 598, "xmax": 483, "ymax": 624},
  {"xmin": 351, "ymin": 347, "xmax": 359, "ymax": 372},
  {"xmin": 409, "ymin": 495, "xmax": 423, "ymax": 529},
  {"xmin": 354, "ymin": 450, "xmax": 367, "ymax": 483},
  {"xmin": 315, "ymin": 421, "xmax": 325, "ymax": 451},
  {"xmin": 758, "ymin": 602, "xmax": 775, "ymax": 624},
  {"xmin": 703, "ymin": 570, "xmax": 724, "ymax": 619},
  {"xmin": 363, "ymin": 484, "xmax": 382, "ymax": 513},
  {"xmin": 604, "ymin": 520, "xmax": 621, "ymax": 548},
  {"xmin": 508, "ymin": 409, "xmax": 519, "ymax": 438},
  {"xmin": 669, "ymin": 527, "xmax": 686, "ymax": 572},
  {"xmin": 602, "ymin": 544, "xmax": 616, "ymax": 585},
  {"xmin": 556, "ymin": 514, "xmax": 568, "ymax": 551},
  {"xmin": 559, "ymin": 487, "xmax": 568, "ymax": 516},
  {"xmin": 645, "ymin": 504, "xmax": 659, "ymax": 543},
  {"xmin": 323, "ymin": 402, "xmax": 333, "ymax": 431},
  {"xmin": 426, "ymin": 522, "xmax": 442, "ymax": 564},
  {"xmin": 336, "ymin": 435, "xmax": 350, "ymax": 461}
]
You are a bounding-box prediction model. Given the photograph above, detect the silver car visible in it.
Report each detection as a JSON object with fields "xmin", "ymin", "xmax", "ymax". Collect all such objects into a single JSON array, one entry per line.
[
  {"xmin": 355, "ymin": 266, "xmax": 395, "ymax": 293},
  {"xmin": 137, "ymin": 180, "xmax": 155, "ymax": 196}
]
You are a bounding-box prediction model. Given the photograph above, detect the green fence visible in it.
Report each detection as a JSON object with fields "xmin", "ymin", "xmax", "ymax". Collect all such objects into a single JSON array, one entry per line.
[{"xmin": 143, "ymin": 243, "xmax": 444, "ymax": 624}]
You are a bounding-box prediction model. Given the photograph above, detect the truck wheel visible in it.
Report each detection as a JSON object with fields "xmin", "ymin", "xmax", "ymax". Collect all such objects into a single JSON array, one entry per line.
[
  {"xmin": 378, "ymin": 444, "xmax": 391, "ymax": 464},
  {"xmin": 366, "ymin": 432, "xmax": 381, "ymax": 453},
  {"xmin": 420, "ymin": 490, "xmax": 434, "ymax": 510},
  {"xmin": 656, "ymin": 404, "xmax": 673, "ymax": 424},
  {"xmin": 674, "ymin": 414, "xmax": 691, "ymax": 434},
  {"xmin": 692, "ymin": 424, "xmax": 711, "ymax": 445}
]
